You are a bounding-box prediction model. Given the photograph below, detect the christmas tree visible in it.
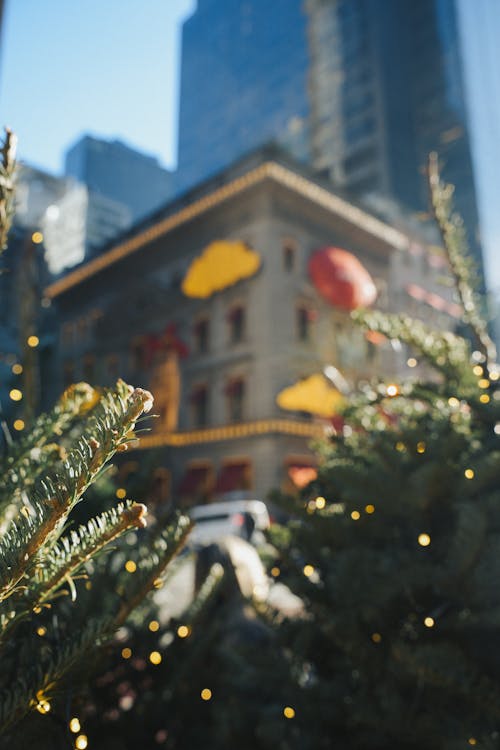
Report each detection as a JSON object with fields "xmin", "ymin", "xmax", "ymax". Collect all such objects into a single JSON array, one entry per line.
[
  {"xmin": 78, "ymin": 543, "xmax": 300, "ymax": 750},
  {"xmin": 0, "ymin": 129, "xmax": 191, "ymax": 747},
  {"xmin": 266, "ymin": 154, "xmax": 500, "ymax": 749}
]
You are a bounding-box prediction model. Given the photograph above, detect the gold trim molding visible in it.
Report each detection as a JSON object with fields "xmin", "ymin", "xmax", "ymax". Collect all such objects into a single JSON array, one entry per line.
[
  {"xmin": 45, "ymin": 161, "xmax": 408, "ymax": 299},
  {"xmin": 132, "ymin": 418, "xmax": 326, "ymax": 450}
]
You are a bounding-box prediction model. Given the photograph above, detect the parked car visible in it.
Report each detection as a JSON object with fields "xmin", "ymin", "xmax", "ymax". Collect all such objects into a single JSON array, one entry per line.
[{"xmin": 188, "ymin": 499, "xmax": 271, "ymax": 547}]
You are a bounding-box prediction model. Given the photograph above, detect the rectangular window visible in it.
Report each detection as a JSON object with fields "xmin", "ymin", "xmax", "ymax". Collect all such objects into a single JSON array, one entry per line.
[
  {"xmin": 228, "ymin": 306, "xmax": 245, "ymax": 344},
  {"xmin": 297, "ymin": 306, "xmax": 315, "ymax": 341},
  {"xmin": 191, "ymin": 385, "xmax": 209, "ymax": 428},
  {"xmin": 83, "ymin": 354, "xmax": 95, "ymax": 383},
  {"xmin": 226, "ymin": 378, "xmax": 245, "ymax": 423},
  {"xmin": 63, "ymin": 360, "xmax": 75, "ymax": 387},
  {"xmin": 130, "ymin": 338, "xmax": 145, "ymax": 372},
  {"xmin": 283, "ymin": 241, "xmax": 296, "ymax": 272},
  {"xmin": 194, "ymin": 318, "xmax": 210, "ymax": 354}
]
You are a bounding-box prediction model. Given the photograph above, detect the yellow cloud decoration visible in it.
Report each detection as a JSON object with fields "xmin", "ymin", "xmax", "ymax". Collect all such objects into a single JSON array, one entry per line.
[
  {"xmin": 182, "ymin": 240, "xmax": 261, "ymax": 298},
  {"xmin": 277, "ymin": 374, "xmax": 344, "ymax": 418}
]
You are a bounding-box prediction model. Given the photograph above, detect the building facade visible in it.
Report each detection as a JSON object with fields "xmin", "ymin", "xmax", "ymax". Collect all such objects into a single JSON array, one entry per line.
[
  {"xmin": 44, "ymin": 149, "xmax": 456, "ymax": 505},
  {"xmin": 65, "ymin": 135, "xmax": 175, "ymax": 223}
]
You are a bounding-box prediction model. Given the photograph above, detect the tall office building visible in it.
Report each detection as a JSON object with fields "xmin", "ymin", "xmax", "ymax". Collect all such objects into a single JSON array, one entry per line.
[
  {"xmin": 177, "ymin": 0, "xmax": 482, "ymax": 267},
  {"xmin": 65, "ymin": 135, "xmax": 174, "ymax": 223},
  {"xmin": 307, "ymin": 0, "xmax": 481, "ymax": 266},
  {"xmin": 177, "ymin": 0, "xmax": 311, "ymax": 191}
]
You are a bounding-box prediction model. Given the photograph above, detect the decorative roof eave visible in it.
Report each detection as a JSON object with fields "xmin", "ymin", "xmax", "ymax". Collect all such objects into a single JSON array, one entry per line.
[
  {"xmin": 130, "ymin": 418, "xmax": 326, "ymax": 449},
  {"xmin": 45, "ymin": 161, "xmax": 409, "ymax": 299}
]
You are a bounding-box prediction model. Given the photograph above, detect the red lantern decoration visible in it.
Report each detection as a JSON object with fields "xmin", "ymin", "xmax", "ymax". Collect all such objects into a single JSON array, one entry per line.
[{"xmin": 308, "ymin": 247, "xmax": 377, "ymax": 311}]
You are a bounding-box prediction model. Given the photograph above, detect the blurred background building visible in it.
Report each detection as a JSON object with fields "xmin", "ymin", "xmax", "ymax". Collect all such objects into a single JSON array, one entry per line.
[
  {"xmin": 177, "ymin": 0, "xmax": 482, "ymax": 271},
  {"xmin": 44, "ymin": 147, "xmax": 457, "ymax": 503},
  {"xmin": 176, "ymin": 0, "xmax": 311, "ymax": 192},
  {"xmin": 65, "ymin": 134, "xmax": 175, "ymax": 223},
  {"xmin": 0, "ymin": 0, "xmax": 496, "ymax": 499}
]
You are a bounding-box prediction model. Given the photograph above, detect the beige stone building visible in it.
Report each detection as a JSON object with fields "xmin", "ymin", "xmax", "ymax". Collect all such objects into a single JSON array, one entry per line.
[{"xmin": 45, "ymin": 148, "xmax": 456, "ymax": 506}]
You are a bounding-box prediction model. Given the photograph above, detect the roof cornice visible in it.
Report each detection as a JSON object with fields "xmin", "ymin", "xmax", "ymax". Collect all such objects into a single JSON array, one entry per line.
[{"xmin": 45, "ymin": 161, "xmax": 409, "ymax": 299}]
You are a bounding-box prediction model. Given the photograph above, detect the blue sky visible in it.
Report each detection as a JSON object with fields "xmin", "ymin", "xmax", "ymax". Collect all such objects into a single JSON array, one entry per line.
[
  {"xmin": 1, "ymin": 0, "xmax": 499, "ymax": 291},
  {"xmin": 0, "ymin": 0, "xmax": 195, "ymax": 171}
]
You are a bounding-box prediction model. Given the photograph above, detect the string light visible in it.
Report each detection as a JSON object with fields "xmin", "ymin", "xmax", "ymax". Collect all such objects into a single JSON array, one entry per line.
[
  {"xmin": 115, "ymin": 488, "xmax": 127, "ymax": 499},
  {"xmin": 149, "ymin": 651, "xmax": 162, "ymax": 665},
  {"xmin": 125, "ymin": 560, "xmax": 137, "ymax": 573},
  {"xmin": 9, "ymin": 389, "xmax": 22, "ymax": 401},
  {"xmin": 11, "ymin": 363, "xmax": 22, "ymax": 374},
  {"xmin": 283, "ymin": 706, "xmax": 295, "ymax": 719},
  {"xmin": 386, "ymin": 384, "xmax": 399, "ymax": 397},
  {"xmin": 424, "ymin": 617, "xmax": 435, "ymax": 628},
  {"xmin": 365, "ymin": 504, "xmax": 375, "ymax": 514},
  {"xmin": 69, "ymin": 718, "xmax": 81, "ymax": 733},
  {"xmin": 35, "ymin": 692, "xmax": 51, "ymax": 714},
  {"xmin": 406, "ymin": 357, "xmax": 417, "ymax": 368},
  {"xmin": 13, "ymin": 419, "xmax": 25, "ymax": 431},
  {"xmin": 468, "ymin": 739, "xmax": 477, "ymax": 746},
  {"xmin": 418, "ymin": 533, "xmax": 431, "ymax": 547},
  {"xmin": 315, "ymin": 496, "xmax": 326, "ymax": 509},
  {"xmin": 27, "ymin": 335, "xmax": 39, "ymax": 347},
  {"xmin": 121, "ymin": 647, "xmax": 132, "ymax": 659},
  {"xmin": 177, "ymin": 625, "xmax": 190, "ymax": 638},
  {"xmin": 478, "ymin": 378, "xmax": 490, "ymax": 389},
  {"xmin": 491, "ymin": 370, "xmax": 500, "ymax": 381},
  {"xmin": 495, "ymin": 424, "xmax": 500, "ymax": 435},
  {"xmin": 271, "ymin": 567, "xmax": 280, "ymax": 577},
  {"xmin": 31, "ymin": 231, "xmax": 43, "ymax": 244},
  {"xmin": 303, "ymin": 564, "xmax": 315, "ymax": 577},
  {"xmin": 75, "ymin": 735, "xmax": 88, "ymax": 750},
  {"xmin": 395, "ymin": 442, "xmax": 406, "ymax": 452},
  {"xmin": 371, "ymin": 633, "xmax": 382, "ymax": 643},
  {"xmin": 201, "ymin": 688, "xmax": 212, "ymax": 701},
  {"xmin": 448, "ymin": 397, "xmax": 459, "ymax": 407},
  {"xmin": 416, "ymin": 442, "xmax": 426, "ymax": 454},
  {"xmin": 472, "ymin": 365, "xmax": 483, "ymax": 376},
  {"xmin": 37, "ymin": 626, "xmax": 46, "ymax": 637},
  {"xmin": 148, "ymin": 620, "xmax": 160, "ymax": 632},
  {"xmin": 351, "ymin": 510, "xmax": 361, "ymax": 520},
  {"xmin": 480, "ymin": 394, "xmax": 490, "ymax": 403},
  {"xmin": 464, "ymin": 469, "xmax": 474, "ymax": 479}
]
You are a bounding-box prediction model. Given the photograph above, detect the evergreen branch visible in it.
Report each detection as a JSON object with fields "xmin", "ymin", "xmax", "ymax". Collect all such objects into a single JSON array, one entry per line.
[
  {"xmin": 34, "ymin": 502, "xmax": 147, "ymax": 604},
  {"xmin": 428, "ymin": 152, "xmax": 496, "ymax": 362},
  {"xmin": 0, "ymin": 382, "xmax": 102, "ymax": 523},
  {"xmin": 0, "ymin": 616, "xmax": 114, "ymax": 734},
  {"xmin": 353, "ymin": 309, "xmax": 472, "ymax": 384},
  {"xmin": 114, "ymin": 514, "xmax": 193, "ymax": 628},
  {"xmin": 182, "ymin": 561, "xmax": 225, "ymax": 624},
  {"xmin": 0, "ymin": 127, "xmax": 17, "ymax": 253},
  {"xmin": 0, "ymin": 384, "xmax": 154, "ymax": 602},
  {"xmin": 438, "ymin": 502, "xmax": 487, "ymax": 588},
  {"xmin": 0, "ymin": 503, "xmax": 147, "ymax": 651}
]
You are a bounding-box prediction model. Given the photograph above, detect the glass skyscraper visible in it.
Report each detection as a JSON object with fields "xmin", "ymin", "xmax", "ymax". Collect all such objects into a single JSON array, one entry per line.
[
  {"xmin": 65, "ymin": 135, "xmax": 174, "ymax": 223},
  {"xmin": 177, "ymin": 0, "xmax": 311, "ymax": 191},
  {"xmin": 177, "ymin": 0, "xmax": 482, "ymax": 268},
  {"xmin": 308, "ymin": 0, "xmax": 481, "ymax": 266}
]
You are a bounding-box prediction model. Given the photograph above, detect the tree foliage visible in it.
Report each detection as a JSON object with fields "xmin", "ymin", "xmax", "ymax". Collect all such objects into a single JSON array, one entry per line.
[
  {"xmin": 268, "ymin": 157, "xmax": 500, "ymax": 749},
  {"xmin": 0, "ymin": 128, "xmax": 190, "ymax": 745}
]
